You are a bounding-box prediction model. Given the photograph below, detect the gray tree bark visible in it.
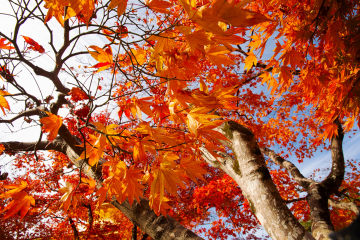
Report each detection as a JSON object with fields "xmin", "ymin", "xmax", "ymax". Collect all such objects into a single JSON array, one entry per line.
[{"xmin": 201, "ymin": 121, "xmax": 314, "ymax": 240}]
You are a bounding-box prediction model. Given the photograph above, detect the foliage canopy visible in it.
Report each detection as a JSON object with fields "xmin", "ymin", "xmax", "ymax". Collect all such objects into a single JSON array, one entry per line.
[{"xmin": 0, "ymin": 0, "xmax": 359, "ymax": 239}]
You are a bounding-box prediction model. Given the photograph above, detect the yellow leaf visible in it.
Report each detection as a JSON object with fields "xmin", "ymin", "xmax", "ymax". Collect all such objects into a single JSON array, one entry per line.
[
  {"xmin": 0, "ymin": 90, "xmax": 10, "ymax": 115},
  {"xmin": 130, "ymin": 48, "xmax": 147, "ymax": 65},
  {"xmin": 59, "ymin": 182, "xmax": 76, "ymax": 212},
  {"xmin": 88, "ymin": 45, "xmax": 114, "ymax": 72},
  {"xmin": 244, "ymin": 52, "xmax": 257, "ymax": 71},
  {"xmin": 199, "ymin": 79, "xmax": 209, "ymax": 94},
  {"xmin": 39, "ymin": 112, "xmax": 63, "ymax": 142},
  {"xmin": 96, "ymin": 203, "xmax": 120, "ymax": 220}
]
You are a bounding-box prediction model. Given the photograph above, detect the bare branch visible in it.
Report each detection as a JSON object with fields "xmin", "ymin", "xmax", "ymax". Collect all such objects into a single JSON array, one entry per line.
[
  {"xmin": 68, "ymin": 216, "xmax": 80, "ymax": 240},
  {"xmin": 0, "ymin": 107, "xmax": 44, "ymax": 124},
  {"xmin": 0, "ymin": 139, "xmax": 66, "ymax": 154},
  {"xmin": 260, "ymin": 147, "xmax": 313, "ymax": 189},
  {"xmin": 50, "ymin": 92, "xmax": 71, "ymax": 115}
]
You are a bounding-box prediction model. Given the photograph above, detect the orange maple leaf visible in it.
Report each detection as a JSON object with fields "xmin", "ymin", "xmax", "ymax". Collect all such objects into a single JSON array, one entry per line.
[
  {"xmin": 0, "ymin": 181, "xmax": 28, "ymax": 199},
  {"xmin": 22, "ymin": 36, "xmax": 45, "ymax": 53},
  {"xmin": 181, "ymin": 29, "xmax": 212, "ymax": 53},
  {"xmin": 108, "ymin": 0, "xmax": 128, "ymax": 16},
  {"xmin": 205, "ymin": 45, "xmax": 235, "ymax": 69},
  {"xmin": 122, "ymin": 166, "xmax": 144, "ymax": 205},
  {"xmin": 43, "ymin": 0, "xmax": 95, "ymax": 25},
  {"xmin": 0, "ymin": 181, "xmax": 34, "ymax": 220},
  {"xmin": 133, "ymin": 136, "xmax": 157, "ymax": 162},
  {"xmin": 95, "ymin": 187, "xmax": 108, "ymax": 208},
  {"xmin": 145, "ymin": 0, "xmax": 173, "ymax": 14},
  {"xmin": 0, "ymin": 144, "xmax": 5, "ymax": 155},
  {"xmin": 78, "ymin": 123, "xmax": 116, "ymax": 166},
  {"xmin": 69, "ymin": 87, "xmax": 89, "ymax": 102},
  {"xmin": 39, "ymin": 112, "xmax": 63, "ymax": 142},
  {"xmin": 149, "ymin": 194, "xmax": 171, "ymax": 216},
  {"xmin": 88, "ymin": 45, "xmax": 114, "ymax": 72},
  {"xmin": 150, "ymin": 153, "xmax": 186, "ymax": 205},
  {"xmin": 179, "ymin": 156, "xmax": 207, "ymax": 184},
  {"xmin": 1, "ymin": 192, "xmax": 35, "ymax": 220},
  {"xmin": 59, "ymin": 182, "xmax": 80, "ymax": 212},
  {"xmin": 130, "ymin": 48, "xmax": 147, "ymax": 65},
  {"xmin": 0, "ymin": 38, "xmax": 14, "ymax": 50}
]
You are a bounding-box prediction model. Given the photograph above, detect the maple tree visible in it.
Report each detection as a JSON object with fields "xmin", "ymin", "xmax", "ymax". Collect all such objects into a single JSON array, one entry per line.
[{"xmin": 0, "ymin": 0, "xmax": 359, "ymax": 239}]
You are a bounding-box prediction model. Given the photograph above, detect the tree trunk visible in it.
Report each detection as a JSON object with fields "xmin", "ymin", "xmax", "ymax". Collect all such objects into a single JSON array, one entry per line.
[
  {"xmin": 202, "ymin": 121, "xmax": 314, "ymax": 240},
  {"xmin": 307, "ymin": 183, "xmax": 334, "ymax": 240}
]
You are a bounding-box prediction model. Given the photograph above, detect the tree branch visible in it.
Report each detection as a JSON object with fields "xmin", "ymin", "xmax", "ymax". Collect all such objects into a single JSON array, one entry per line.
[
  {"xmin": 328, "ymin": 199, "xmax": 360, "ymax": 215},
  {"xmin": 260, "ymin": 147, "xmax": 313, "ymax": 190},
  {"xmin": 111, "ymin": 198, "xmax": 203, "ymax": 240},
  {"xmin": 140, "ymin": 233, "xmax": 149, "ymax": 240},
  {"xmin": 132, "ymin": 223, "xmax": 137, "ymax": 240},
  {"xmin": 0, "ymin": 139, "xmax": 67, "ymax": 154},
  {"xmin": 0, "ymin": 107, "xmax": 44, "ymax": 124},
  {"xmin": 285, "ymin": 197, "xmax": 307, "ymax": 204},
  {"xmin": 322, "ymin": 118, "xmax": 345, "ymax": 195},
  {"xmin": 68, "ymin": 216, "xmax": 80, "ymax": 240},
  {"xmin": 82, "ymin": 203, "xmax": 93, "ymax": 239}
]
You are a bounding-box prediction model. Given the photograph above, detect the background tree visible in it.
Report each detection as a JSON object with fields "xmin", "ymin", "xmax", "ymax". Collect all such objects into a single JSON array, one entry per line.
[{"xmin": 0, "ymin": 0, "xmax": 359, "ymax": 239}]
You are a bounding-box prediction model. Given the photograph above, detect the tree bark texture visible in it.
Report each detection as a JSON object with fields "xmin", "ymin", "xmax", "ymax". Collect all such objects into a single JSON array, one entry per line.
[
  {"xmin": 201, "ymin": 121, "xmax": 314, "ymax": 240},
  {"xmin": 307, "ymin": 183, "xmax": 334, "ymax": 240}
]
